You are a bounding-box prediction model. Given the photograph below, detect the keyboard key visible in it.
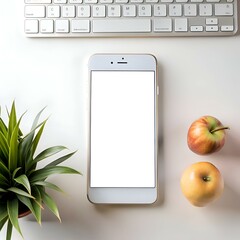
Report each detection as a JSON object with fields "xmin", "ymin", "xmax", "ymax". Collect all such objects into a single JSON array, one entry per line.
[
  {"xmin": 92, "ymin": 5, "xmax": 106, "ymax": 17},
  {"xmin": 84, "ymin": 0, "xmax": 98, "ymax": 3},
  {"xmin": 108, "ymin": 5, "xmax": 121, "ymax": 17},
  {"xmin": 206, "ymin": 25, "xmax": 218, "ymax": 31},
  {"xmin": 175, "ymin": 18, "xmax": 188, "ymax": 32},
  {"xmin": 206, "ymin": 18, "xmax": 218, "ymax": 24},
  {"xmin": 55, "ymin": 19, "xmax": 69, "ymax": 32},
  {"xmin": 154, "ymin": 18, "xmax": 172, "ymax": 32},
  {"xmin": 221, "ymin": 25, "xmax": 234, "ymax": 31},
  {"xmin": 54, "ymin": 0, "xmax": 67, "ymax": 3},
  {"xmin": 93, "ymin": 19, "xmax": 151, "ymax": 32},
  {"xmin": 25, "ymin": 19, "xmax": 39, "ymax": 33},
  {"xmin": 72, "ymin": 19, "xmax": 90, "ymax": 32},
  {"xmin": 69, "ymin": 0, "xmax": 83, "ymax": 3},
  {"xmin": 153, "ymin": 5, "xmax": 166, "ymax": 16},
  {"xmin": 206, "ymin": 0, "xmax": 220, "ymax": 2},
  {"xmin": 25, "ymin": 0, "xmax": 51, "ymax": 3},
  {"xmin": 184, "ymin": 4, "xmax": 197, "ymax": 16},
  {"xmin": 116, "ymin": 0, "xmax": 128, "ymax": 3},
  {"xmin": 169, "ymin": 4, "xmax": 182, "ymax": 16},
  {"xmin": 123, "ymin": 5, "xmax": 137, "ymax": 17},
  {"xmin": 40, "ymin": 19, "xmax": 54, "ymax": 33},
  {"xmin": 77, "ymin": 5, "xmax": 91, "ymax": 17},
  {"xmin": 215, "ymin": 4, "xmax": 233, "ymax": 16},
  {"xmin": 100, "ymin": 0, "xmax": 113, "ymax": 3},
  {"xmin": 138, "ymin": 5, "xmax": 152, "ymax": 17},
  {"xmin": 47, "ymin": 6, "xmax": 60, "ymax": 18},
  {"xmin": 25, "ymin": 6, "xmax": 45, "ymax": 18},
  {"xmin": 130, "ymin": 0, "xmax": 143, "ymax": 3},
  {"xmin": 199, "ymin": 4, "xmax": 212, "ymax": 16},
  {"xmin": 190, "ymin": 25, "xmax": 203, "ymax": 32},
  {"xmin": 146, "ymin": 0, "xmax": 158, "ymax": 3},
  {"xmin": 62, "ymin": 6, "xmax": 76, "ymax": 18}
]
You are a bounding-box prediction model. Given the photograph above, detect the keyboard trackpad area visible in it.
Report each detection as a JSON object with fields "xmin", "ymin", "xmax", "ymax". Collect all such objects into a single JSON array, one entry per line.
[{"xmin": 92, "ymin": 19, "xmax": 151, "ymax": 33}]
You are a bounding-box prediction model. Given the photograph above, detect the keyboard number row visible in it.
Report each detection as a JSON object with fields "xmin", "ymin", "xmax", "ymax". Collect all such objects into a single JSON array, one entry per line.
[{"xmin": 25, "ymin": 4, "xmax": 234, "ymax": 18}]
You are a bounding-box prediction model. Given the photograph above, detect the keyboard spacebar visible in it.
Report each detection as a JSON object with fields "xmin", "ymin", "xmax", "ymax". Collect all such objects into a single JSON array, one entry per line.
[{"xmin": 92, "ymin": 19, "xmax": 151, "ymax": 33}]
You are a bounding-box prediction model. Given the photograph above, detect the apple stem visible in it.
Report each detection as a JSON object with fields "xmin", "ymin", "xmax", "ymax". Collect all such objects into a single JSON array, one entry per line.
[{"xmin": 210, "ymin": 126, "xmax": 230, "ymax": 134}]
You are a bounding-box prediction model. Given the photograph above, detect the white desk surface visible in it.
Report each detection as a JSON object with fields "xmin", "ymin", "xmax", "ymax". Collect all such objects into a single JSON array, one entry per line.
[{"xmin": 1, "ymin": 1, "xmax": 240, "ymax": 240}]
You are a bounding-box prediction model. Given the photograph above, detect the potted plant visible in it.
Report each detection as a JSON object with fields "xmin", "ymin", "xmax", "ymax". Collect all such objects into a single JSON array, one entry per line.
[{"xmin": 0, "ymin": 102, "xmax": 81, "ymax": 240}]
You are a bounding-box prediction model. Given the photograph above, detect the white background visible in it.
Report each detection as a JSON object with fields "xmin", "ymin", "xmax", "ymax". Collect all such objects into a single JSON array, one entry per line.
[
  {"xmin": 1, "ymin": 1, "xmax": 240, "ymax": 240},
  {"xmin": 91, "ymin": 71, "xmax": 155, "ymax": 187}
]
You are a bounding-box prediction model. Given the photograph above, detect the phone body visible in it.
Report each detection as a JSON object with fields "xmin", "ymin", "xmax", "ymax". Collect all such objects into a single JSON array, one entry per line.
[{"xmin": 88, "ymin": 54, "xmax": 158, "ymax": 204}]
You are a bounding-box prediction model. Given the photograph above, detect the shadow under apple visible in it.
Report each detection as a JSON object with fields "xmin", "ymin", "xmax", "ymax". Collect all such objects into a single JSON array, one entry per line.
[
  {"xmin": 207, "ymin": 183, "xmax": 240, "ymax": 212},
  {"xmin": 218, "ymin": 134, "xmax": 240, "ymax": 158}
]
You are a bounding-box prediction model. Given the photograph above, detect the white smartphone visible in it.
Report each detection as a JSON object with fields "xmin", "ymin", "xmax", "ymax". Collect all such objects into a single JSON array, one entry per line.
[{"xmin": 88, "ymin": 54, "xmax": 158, "ymax": 204}]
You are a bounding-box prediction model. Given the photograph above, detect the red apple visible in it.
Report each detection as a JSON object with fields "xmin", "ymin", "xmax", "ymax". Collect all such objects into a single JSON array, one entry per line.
[
  {"xmin": 180, "ymin": 162, "xmax": 224, "ymax": 207},
  {"xmin": 187, "ymin": 116, "xmax": 229, "ymax": 155}
]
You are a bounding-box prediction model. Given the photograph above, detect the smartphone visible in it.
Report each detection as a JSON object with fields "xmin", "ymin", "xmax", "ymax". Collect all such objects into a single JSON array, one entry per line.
[{"xmin": 88, "ymin": 54, "xmax": 158, "ymax": 204}]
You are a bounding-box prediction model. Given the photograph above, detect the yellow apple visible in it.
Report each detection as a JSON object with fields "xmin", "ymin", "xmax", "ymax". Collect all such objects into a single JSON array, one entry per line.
[{"xmin": 180, "ymin": 162, "xmax": 224, "ymax": 207}]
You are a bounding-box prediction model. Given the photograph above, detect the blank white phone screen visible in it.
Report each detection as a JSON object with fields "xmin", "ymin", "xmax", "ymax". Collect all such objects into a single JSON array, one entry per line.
[{"xmin": 90, "ymin": 71, "xmax": 155, "ymax": 188}]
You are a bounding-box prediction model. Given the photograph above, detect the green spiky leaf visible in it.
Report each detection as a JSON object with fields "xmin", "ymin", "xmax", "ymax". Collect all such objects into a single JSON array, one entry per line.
[
  {"xmin": 0, "ymin": 131, "xmax": 9, "ymax": 160},
  {"xmin": 7, "ymin": 187, "xmax": 34, "ymax": 199},
  {"xmin": 0, "ymin": 118, "xmax": 8, "ymax": 137},
  {"xmin": 0, "ymin": 188, "xmax": 7, "ymax": 193},
  {"xmin": 7, "ymin": 102, "xmax": 17, "ymax": 144},
  {"xmin": 7, "ymin": 199, "xmax": 22, "ymax": 237},
  {"xmin": 14, "ymin": 174, "xmax": 31, "ymax": 194},
  {"xmin": 33, "ymin": 181, "xmax": 64, "ymax": 193},
  {"xmin": 31, "ymin": 121, "xmax": 46, "ymax": 158},
  {"xmin": 6, "ymin": 220, "xmax": 13, "ymax": 240},
  {"xmin": 0, "ymin": 216, "xmax": 8, "ymax": 232},
  {"xmin": 31, "ymin": 107, "xmax": 46, "ymax": 131},
  {"xmin": 0, "ymin": 207, "xmax": 8, "ymax": 222},
  {"xmin": 0, "ymin": 160, "xmax": 9, "ymax": 177},
  {"xmin": 12, "ymin": 167, "xmax": 21, "ymax": 179},
  {"xmin": 33, "ymin": 146, "xmax": 67, "ymax": 164},
  {"xmin": 31, "ymin": 186, "xmax": 43, "ymax": 225},
  {"xmin": 18, "ymin": 119, "xmax": 47, "ymax": 168},
  {"xmin": 17, "ymin": 195, "xmax": 41, "ymax": 224},
  {"xmin": 45, "ymin": 151, "xmax": 77, "ymax": 168},
  {"xmin": 39, "ymin": 188, "xmax": 61, "ymax": 222},
  {"xmin": 19, "ymin": 107, "xmax": 46, "ymax": 162},
  {"xmin": 0, "ymin": 173, "xmax": 9, "ymax": 185},
  {"xmin": 30, "ymin": 166, "xmax": 80, "ymax": 183},
  {"xmin": 8, "ymin": 117, "xmax": 22, "ymax": 172}
]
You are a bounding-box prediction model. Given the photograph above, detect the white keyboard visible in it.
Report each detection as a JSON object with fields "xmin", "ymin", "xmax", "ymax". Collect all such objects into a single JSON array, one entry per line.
[{"xmin": 24, "ymin": 0, "xmax": 238, "ymax": 37}]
